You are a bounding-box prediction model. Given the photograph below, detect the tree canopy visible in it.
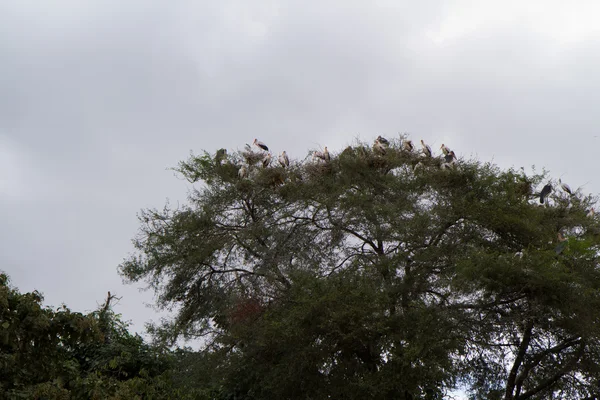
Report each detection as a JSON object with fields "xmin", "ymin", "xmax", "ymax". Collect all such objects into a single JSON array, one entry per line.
[
  {"xmin": 0, "ymin": 273, "xmax": 204, "ymax": 399},
  {"xmin": 120, "ymin": 137, "xmax": 600, "ymax": 399}
]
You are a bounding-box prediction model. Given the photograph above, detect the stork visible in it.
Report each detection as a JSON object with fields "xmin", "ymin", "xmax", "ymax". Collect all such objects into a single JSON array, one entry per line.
[
  {"xmin": 313, "ymin": 147, "xmax": 330, "ymax": 162},
  {"xmin": 587, "ymin": 207, "xmax": 595, "ymax": 218},
  {"xmin": 376, "ymin": 135, "xmax": 390, "ymax": 146},
  {"xmin": 440, "ymin": 144, "xmax": 451, "ymax": 156},
  {"xmin": 262, "ymin": 153, "xmax": 272, "ymax": 168},
  {"xmin": 558, "ymin": 179, "xmax": 572, "ymax": 195},
  {"xmin": 278, "ymin": 151, "xmax": 290, "ymax": 168},
  {"xmin": 539, "ymin": 182, "xmax": 552, "ymax": 204},
  {"xmin": 253, "ymin": 138, "xmax": 269, "ymax": 152},
  {"xmin": 403, "ymin": 140, "xmax": 414, "ymax": 152},
  {"xmin": 420, "ymin": 139, "xmax": 432, "ymax": 157},
  {"xmin": 238, "ymin": 165, "xmax": 248, "ymax": 179},
  {"xmin": 373, "ymin": 140, "xmax": 387, "ymax": 155},
  {"xmin": 444, "ymin": 151, "xmax": 456, "ymax": 164}
]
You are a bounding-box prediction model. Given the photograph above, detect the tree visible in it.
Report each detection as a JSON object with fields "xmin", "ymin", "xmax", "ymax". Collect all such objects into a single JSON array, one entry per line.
[
  {"xmin": 120, "ymin": 137, "xmax": 600, "ymax": 399},
  {"xmin": 0, "ymin": 274, "xmax": 199, "ymax": 399}
]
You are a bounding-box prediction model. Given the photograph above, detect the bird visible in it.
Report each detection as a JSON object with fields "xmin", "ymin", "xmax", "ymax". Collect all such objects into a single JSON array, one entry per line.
[
  {"xmin": 262, "ymin": 153, "xmax": 272, "ymax": 168},
  {"xmin": 376, "ymin": 135, "xmax": 390, "ymax": 146},
  {"xmin": 514, "ymin": 251, "xmax": 524, "ymax": 258},
  {"xmin": 539, "ymin": 182, "xmax": 552, "ymax": 204},
  {"xmin": 444, "ymin": 151, "xmax": 456, "ymax": 164},
  {"xmin": 278, "ymin": 151, "xmax": 289, "ymax": 168},
  {"xmin": 555, "ymin": 232, "xmax": 568, "ymax": 254},
  {"xmin": 587, "ymin": 207, "xmax": 595, "ymax": 218},
  {"xmin": 421, "ymin": 139, "xmax": 432, "ymax": 157},
  {"xmin": 373, "ymin": 140, "xmax": 387, "ymax": 155},
  {"xmin": 558, "ymin": 178, "xmax": 572, "ymax": 195},
  {"xmin": 313, "ymin": 147, "xmax": 330, "ymax": 162},
  {"xmin": 402, "ymin": 140, "xmax": 414, "ymax": 152},
  {"xmin": 215, "ymin": 148, "xmax": 228, "ymax": 164},
  {"xmin": 238, "ymin": 165, "xmax": 248, "ymax": 178},
  {"xmin": 440, "ymin": 144, "xmax": 451, "ymax": 156},
  {"xmin": 253, "ymin": 138, "xmax": 269, "ymax": 152}
]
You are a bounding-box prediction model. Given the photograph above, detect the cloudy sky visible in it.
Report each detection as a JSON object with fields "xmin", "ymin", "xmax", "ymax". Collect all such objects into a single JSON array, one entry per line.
[{"xmin": 2, "ymin": 0, "xmax": 600, "ymax": 333}]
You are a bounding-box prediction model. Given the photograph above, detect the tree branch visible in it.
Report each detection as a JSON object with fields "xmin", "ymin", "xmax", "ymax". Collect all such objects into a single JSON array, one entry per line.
[{"xmin": 504, "ymin": 319, "xmax": 534, "ymax": 400}]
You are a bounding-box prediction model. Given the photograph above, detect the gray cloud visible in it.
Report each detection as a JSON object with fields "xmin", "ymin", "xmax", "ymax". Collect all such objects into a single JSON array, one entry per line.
[{"xmin": 1, "ymin": 0, "xmax": 599, "ymax": 332}]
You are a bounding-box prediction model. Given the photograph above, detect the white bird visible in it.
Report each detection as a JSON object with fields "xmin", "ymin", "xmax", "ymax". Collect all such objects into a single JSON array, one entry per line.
[
  {"xmin": 238, "ymin": 165, "xmax": 248, "ymax": 178},
  {"xmin": 440, "ymin": 144, "xmax": 451, "ymax": 156},
  {"xmin": 262, "ymin": 153, "xmax": 272, "ymax": 168},
  {"xmin": 403, "ymin": 140, "xmax": 414, "ymax": 152},
  {"xmin": 420, "ymin": 139, "xmax": 432, "ymax": 157},
  {"xmin": 253, "ymin": 138, "xmax": 269, "ymax": 152},
  {"xmin": 313, "ymin": 147, "xmax": 330, "ymax": 162},
  {"xmin": 587, "ymin": 207, "xmax": 595, "ymax": 218},
  {"xmin": 559, "ymin": 179, "xmax": 572, "ymax": 195},
  {"xmin": 278, "ymin": 151, "xmax": 290, "ymax": 168},
  {"xmin": 514, "ymin": 251, "xmax": 524, "ymax": 258}
]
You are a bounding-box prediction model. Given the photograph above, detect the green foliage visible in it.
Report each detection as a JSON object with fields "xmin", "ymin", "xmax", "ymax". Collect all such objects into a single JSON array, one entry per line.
[
  {"xmin": 120, "ymin": 138, "xmax": 600, "ymax": 399},
  {"xmin": 0, "ymin": 275, "xmax": 203, "ymax": 399}
]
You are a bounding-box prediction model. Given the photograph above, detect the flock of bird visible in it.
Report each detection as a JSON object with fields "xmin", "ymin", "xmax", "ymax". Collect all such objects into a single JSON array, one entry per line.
[
  {"xmin": 233, "ymin": 136, "xmax": 596, "ymax": 219},
  {"xmin": 238, "ymin": 135, "xmax": 459, "ymax": 178}
]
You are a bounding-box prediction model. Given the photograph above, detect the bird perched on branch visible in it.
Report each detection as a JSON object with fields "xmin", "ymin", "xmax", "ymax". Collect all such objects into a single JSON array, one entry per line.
[
  {"xmin": 403, "ymin": 140, "xmax": 414, "ymax": 152},
  {"xmin": 215, "ymin": 148, "xmax": 228, "ymax": 164},
  {"xmin": 444, "ymin": 151, "xmax": 456, "ymax": 164},
  {"xmin": 440, "ymin": 144, "xmax": 451, "ymax": 156},
  {"xmin": 373, "ymin": 140, "xmax": 387, "ymax": 155},
  {"xmin": 253, "ymin": 138, "xmax": 269, "ymax": 152},
  {"xmin": 313, "ymin": 147, "xmax": 330, "ymax": 162},
  {"xmin": 278, "ymin": 151, "xmax": 290, "ymax": 168},
  {"xmin": 421, "ymin": 139, "xmax": 432, "ymax": 157},
  {"xmin": 539, "ymin": 182, "xmax": 552, "ymax": 204},
  {"xmin": 376, "ymin": 135, "xmax": 390, "ymax": 146},
  {"xmin": 262, "ymin": 153, "xmax": 272, "ymax": 168},
  {"xmin": 238, "ymin": 165, "xmax": 248, "ymax": 178},
  {"xmin": 559, "ymin": 179, "xmax": 572, "ymax": 195}
]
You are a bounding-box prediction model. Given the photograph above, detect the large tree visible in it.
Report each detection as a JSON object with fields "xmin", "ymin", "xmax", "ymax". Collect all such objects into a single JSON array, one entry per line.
[{"xmin": 120, "ymin": 137, "xmax": 600, "ymax": 399}]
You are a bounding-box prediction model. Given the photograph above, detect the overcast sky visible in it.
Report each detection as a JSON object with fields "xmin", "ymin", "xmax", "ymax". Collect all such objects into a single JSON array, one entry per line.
[{"xmin": 2, "ymin": 0, "xmax": 600, "ymax": 334}]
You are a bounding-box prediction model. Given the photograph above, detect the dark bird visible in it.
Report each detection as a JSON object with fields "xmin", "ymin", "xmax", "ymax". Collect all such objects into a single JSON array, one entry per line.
[
  {"xmin": 215, "ymin": 148, "xmax": 228, "ymax": 164},
  {"xmin": 420, "ymin": 139, "xmax": 432, "ymax": 157},
  {"xmin": 376, "ymin": 135, "xmax": 390, "ymax": 146},
  {"xmin": 539, "ymin": 182, "xmax": 552, "ymax": 204},
  {"xmin": 444, "ymin": 151, "xmax": 456, "ymax": 163},
  {"xmin": 559, "ymin": 179, "xmax": 572, "ymax": 195},
  {"xmin": 253, "ymin": 138, "xmax": 269, "ymax": 152},
  {"xmin": 278, "ymin": 151, "xmax": 290, "ymax": 168},
  {"xmin": 403, "ymin": 140, "xmax": 414, "ymax": 152}
]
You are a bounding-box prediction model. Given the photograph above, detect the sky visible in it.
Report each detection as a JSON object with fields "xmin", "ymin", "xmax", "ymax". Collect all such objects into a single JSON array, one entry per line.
[{"xmin": 2, "ymin": 0, "xmax": 600, "ymax": 336}]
